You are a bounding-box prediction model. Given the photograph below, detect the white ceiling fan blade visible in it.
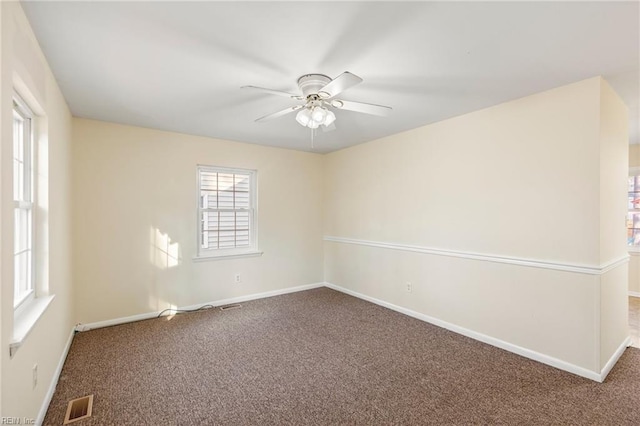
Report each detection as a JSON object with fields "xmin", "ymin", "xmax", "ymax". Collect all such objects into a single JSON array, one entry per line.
[
  {"xmin": 255, "ymin": 105, "xmax": 303, "ymax": 122},
  {"xmin": 318, "ymin": 72, "xmax": 363, "ymax": 99},
  {"xmin": 242, "ymin": 86, "xmax": 304, "ymax": 100},
  {"xmin": 334, "ymin": 100, "xmax": 392, "ymax": 116}
]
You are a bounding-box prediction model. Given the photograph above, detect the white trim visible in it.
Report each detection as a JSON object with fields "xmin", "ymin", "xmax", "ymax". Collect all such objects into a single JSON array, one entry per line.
[
  {"xmin": 193, "ymin": 250, "xmax": 263, "ymax": 262},
  {"xmin": 324, "ymin": 282, "xmax": 604, "ymax": 382},
  {"xmin": 196, "ymin": 165, "xmax": 258, "ymax": 259},
  {"xmin": 75, "ymin": 282, "xmax": 324, "ymax": 332},
  {"xmin": 14, "ymin": 289, "xmax": 35, "ymax": 314},
  {"xmin": 75, "ymin": 311, "xmax": 160, "ymax": 332},
  {"xmin": 324, "ymin": 236, "xmax": 629, "ymax": 276},
  {"xmin": 10, "ymin": 295, "xmax": 55, "ymax": 357},
  {"xmin": 599, "ymin": 257, "xmax": 631, "ymax": 274},
  {"xmin": 36, "ymin": 328, "xmax": 75, "ymax": 426},
  {"xmin": 629, "ymin": 291, "xmax": 640, "ymax": 298},
  {"xmin": 600, "ymin": 336, "xmax": 633, "ymax": 383}
]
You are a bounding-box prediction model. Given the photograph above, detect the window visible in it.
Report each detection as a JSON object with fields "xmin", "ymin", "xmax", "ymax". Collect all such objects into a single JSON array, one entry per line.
[
  {"xmin": 197, "ymin": 166, "xmax": 258, "ymax": 258},
  {"xmin": 628, "ymin": 173, "xmax": 640, "ymax": 247},
  {"xmin": 13, "ymin": 96, "xmax": 34, "ymax": 308}
]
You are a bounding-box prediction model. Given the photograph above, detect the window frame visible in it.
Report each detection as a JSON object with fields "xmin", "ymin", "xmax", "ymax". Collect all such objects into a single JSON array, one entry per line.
[
  {"xmin": 13, "ymin": 94, "xmax": 35, "ymax": 311},
  {"xmin": 195, "ymin": 165, "xmax": 260, "ymax": 260}
]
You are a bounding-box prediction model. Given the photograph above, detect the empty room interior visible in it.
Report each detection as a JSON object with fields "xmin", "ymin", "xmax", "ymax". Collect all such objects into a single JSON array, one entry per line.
[{"xmin": 1, "ymin": 1, "xmax": 640, "ymax": 424}]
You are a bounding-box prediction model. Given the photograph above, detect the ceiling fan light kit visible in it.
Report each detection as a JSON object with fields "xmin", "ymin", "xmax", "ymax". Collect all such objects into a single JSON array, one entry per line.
[
  {"xmin": 295, "ymin": 104, "xmax": 336, "ymax": 129},
  {"xmin": 243, "ymin": 71, "xmax": 392, "ymax": 132}
]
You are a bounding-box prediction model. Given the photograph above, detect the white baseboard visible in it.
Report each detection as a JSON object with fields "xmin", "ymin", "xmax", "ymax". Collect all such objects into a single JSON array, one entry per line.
[
  {"xmin": 629, "ymin": 291, "xmax": 640, "ymax": 298},
  {"xmin": 599, "ymin": 336, "xmax": 632, "ymax": 382},
  {"xmin": 324, "ymin": 282, "xmax": 606, "ymax": 382},
  {"xmin": 36, "ymin": 327, "xmax": 75, "ymax": 426},
  {"xmin": 76, "ymin": 282, "xmax": 325, "ymax": 332}
]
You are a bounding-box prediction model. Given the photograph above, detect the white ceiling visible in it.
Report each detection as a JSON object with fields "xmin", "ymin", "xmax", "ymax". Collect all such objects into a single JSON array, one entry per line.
[{"xmin": 22, "ymin": 1, "xmax": 639, "ymax": 154}]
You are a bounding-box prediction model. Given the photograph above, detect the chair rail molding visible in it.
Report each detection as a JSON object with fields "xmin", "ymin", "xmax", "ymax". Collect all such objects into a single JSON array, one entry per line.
[{"xmin": 324, "ymin": 236, "xmax": 629, "ymax": 275}]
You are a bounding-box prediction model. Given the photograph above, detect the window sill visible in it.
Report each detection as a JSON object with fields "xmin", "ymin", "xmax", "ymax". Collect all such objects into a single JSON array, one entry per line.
[
  {"xmin": 628, "ymin": 247, "xmax": 640, "ymax": 254},
  {"xmin": 10, "ymin": 295, "xmax": 55, "ymax": 357},
  {"xmin": 193, "ymin": 251, "xmax": 263, "ymax": 262}
]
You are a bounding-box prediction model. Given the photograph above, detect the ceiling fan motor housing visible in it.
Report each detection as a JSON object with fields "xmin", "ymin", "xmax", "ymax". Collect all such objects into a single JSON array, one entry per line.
[{"xmin": 297, "ymin": 74, "xmax": 331, "ymax": 98}]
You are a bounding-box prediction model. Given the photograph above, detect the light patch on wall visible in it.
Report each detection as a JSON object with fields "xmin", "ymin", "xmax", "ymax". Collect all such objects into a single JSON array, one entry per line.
[
  {"xmin": 165, "ymin": 304, "xmax": 178, "ymax": 321},
  {"xmin": 150, "ymin": 226, "xmax": 181, "ymax": 269}
]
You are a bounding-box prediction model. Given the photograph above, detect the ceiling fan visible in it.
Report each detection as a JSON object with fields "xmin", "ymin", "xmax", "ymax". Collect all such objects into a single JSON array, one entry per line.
[{"xmin": 242, "ymin": 72, "xmax": 391, "ymax": 130}]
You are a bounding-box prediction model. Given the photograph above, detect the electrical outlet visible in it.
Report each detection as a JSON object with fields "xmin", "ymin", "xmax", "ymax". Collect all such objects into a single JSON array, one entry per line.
[
  {"xmin": 405, "ymin": 281, "xmax": 412, "ymax": 293},
  {"xmin": 32, "ymin": 364, "xmax": 38, "ymax": 389},
  {"xmin": 234, "ymin": 273, "xmax": 242, "ymax": 284}
]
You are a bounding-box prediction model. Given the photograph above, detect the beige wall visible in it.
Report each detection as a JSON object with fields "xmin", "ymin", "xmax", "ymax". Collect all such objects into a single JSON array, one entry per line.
[
  {"xmin": 72, "ymin": 119, "xmax": 324, "ymax": 324},
  {"xmin": 599, "ymin": 80, "xmax": 629, "ymax": 265},
  {"xmin": 325, "ymin": 79, "xmax": 601, "ymax": 265},
  {"xmin": 1, "ymin": 1, "xmax": 73, "ymax": 420},
  {"xmin": 597, "ymin": 80, "xmax": 629, "ymax": 369},
  {"xmin": 324, "ymin": 77, "xmax": 628, "ymax": 376}
]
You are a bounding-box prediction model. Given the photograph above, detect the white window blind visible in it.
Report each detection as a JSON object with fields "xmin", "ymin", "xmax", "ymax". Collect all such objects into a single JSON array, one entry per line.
[
  {"xmin": 197, "ymin": 166, "xmax": 257, "ymax": 257},
  {"xmin": 13, "ymin": 96, "xmax": 34, "ymax": 308}
]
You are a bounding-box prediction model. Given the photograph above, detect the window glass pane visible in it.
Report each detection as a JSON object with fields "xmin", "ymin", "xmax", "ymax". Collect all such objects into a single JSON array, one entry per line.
[
  {"xmin": 198, "ymin": 167, "xmax": 254, "ymax": 253},
  {"xmin": 202, "ymin": 192, "xmax": 218, "ymax": 209},
  {"xmin": 13, "ymin": 113, "xmax": 25, "ymax": 201},
  {"xmin": 218, "ymin": 173, "xmax": 234, "ymax": 191},
  {"xmin": 627, "ymin": 183, "xmax": 640, "ymax": 246},
  {"xmin": 200, "ymin": 171, "xmax": 217, "ymax": 191},
  {"xmin": 14, "ymin": 248, "xmax": 32, "ymax": 304},
  {"xmin": 13, "ymin": 99, "xmax": 33, "ymax": 306},
  {"xmin": 219, "ymin": 211, "xmax": 235, "ymax": 230},
  {"xmin": 14, "ymin": 208, "xmax": 31, "ymax": 253},
  {"xmin": 234, "ymin": 174, "xmax": 250, "ymax": 191},
  {"xmin": 207, "ymin": 234, "xmax": 219, "ymax": 249},
  {"xmin": 204, "ymin": 211, "xmax": 219, "ymax": 231},
  {"xmin": 235, "ymin": 191, "xmax": 249, "ymax": 209},
  {"xmin": 218, "ymin": 190, "xmax": 234, "ymax": 208}
]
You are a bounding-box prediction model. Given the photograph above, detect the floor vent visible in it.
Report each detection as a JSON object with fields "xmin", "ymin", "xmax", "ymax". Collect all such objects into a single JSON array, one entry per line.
[
  {"xmin": 64, "ymin": 394, "xmax": 93, "ymax": 424},
  {"xmin": 220, "ymin": 304, "xmax": 242, "ymax": 311}
]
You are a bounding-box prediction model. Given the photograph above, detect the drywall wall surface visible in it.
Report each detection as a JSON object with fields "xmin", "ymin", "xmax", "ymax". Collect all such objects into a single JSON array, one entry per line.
[
  {"xmin": 597, "ymin": 79, "xmax": 630, "ymax": 369},
  {"xmin": 599, "ymin": 264, "xmax": 628, "ymax": 370},
  {"xmin": 598, "ymin": 78, "xmax": 628, "ymax": 266},
  {"xmin": 324, "ymin": 78, "xmax": 601, "ymax": 266},
  {"xmin": 323, "ymin": 77, "xmax": 618, "ymax": 374},
  {"xmin": 324, "ymin": 241, "xmax": 600, "ymax": 371},
  {"xmin": 0, "ymin": 1, "xmax": 73, "ymax": 420},
  {"xmin": 72, "ymin": 118, "xmax": 324, "ymax": 324}
]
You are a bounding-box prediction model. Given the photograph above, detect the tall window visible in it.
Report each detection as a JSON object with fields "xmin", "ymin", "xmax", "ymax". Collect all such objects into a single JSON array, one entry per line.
[
  {"xmin": 197, "ymin": 166, "xmax": 257, "ymax": 257},
  {"xmin": 13, "ymin": 96, "xmax": 34, "ymax": 307}
]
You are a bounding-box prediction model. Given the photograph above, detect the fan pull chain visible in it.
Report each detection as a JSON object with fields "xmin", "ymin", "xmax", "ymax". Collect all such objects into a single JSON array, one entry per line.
[{"xmin": 311, "ymin": 128, "xmax": 315, "ymax": 150}]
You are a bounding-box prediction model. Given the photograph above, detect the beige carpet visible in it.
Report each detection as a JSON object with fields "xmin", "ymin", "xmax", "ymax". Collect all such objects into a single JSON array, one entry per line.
[{"xmin": 44, "ymin": 288, "xmax": 640, "ymax": 425}]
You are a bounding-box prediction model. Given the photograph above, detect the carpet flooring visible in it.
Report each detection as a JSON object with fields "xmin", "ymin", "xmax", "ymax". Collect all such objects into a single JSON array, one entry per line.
[{"xmin": 44, "ymin": 288, "xmax": 640, "ymax": 425}]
